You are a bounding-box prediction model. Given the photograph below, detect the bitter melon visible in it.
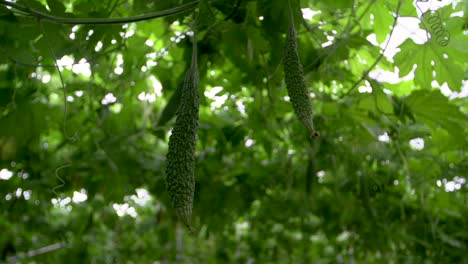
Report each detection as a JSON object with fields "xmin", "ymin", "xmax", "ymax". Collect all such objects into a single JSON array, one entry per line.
[
  {"xmin": 283, "ymin": 2, "xmax": 318, "ymax": 138},
  {"xmin": 166, "ymin": 32, "xmax": 199, "ymax": 229}
]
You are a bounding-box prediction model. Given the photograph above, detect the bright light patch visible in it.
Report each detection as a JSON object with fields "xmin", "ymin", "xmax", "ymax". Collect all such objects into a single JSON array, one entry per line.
[
  {"xmin": 161, "ymin": 49, "xmax": 169, "ymax": 56},
  {"xmin": 52, "ymin": 197, "xmax": 72, "ymax": 208},
  {"xmin": 95, "ymin": 41, "xmax": 103, "ymax": 52},
  {"xmin": 15, "ymin": 188, "xmax": 22, "ymax": 197},
  {"xmin": 321, "ymin": 40, "xmax": 333, "ymax": 48},
  {"xmin": 409, "ymin": 138, "xmax": 424, "ymax": 151},
  {"xmin": 245, "ymin": 139, "xmax": 254, "ymax": 147},
  {"xmin": 378, "ymin": 133, "xmax": 390, "ymax": 142},
  {"xmin": 117, "ymin": 54, "xmax": 124, "ymax": 65},
  {"xmin": 146, "ymin": 60, "xmax": 158, "ymax": 67},
  {"xmin": 146, "ymin": 52, "xmax": 157, "ymax": 59},
  {"xmin": 369, "ymin": 67, "xmax": 415, "ymax": 84},
  {"xmin": 235, "ymin": 220, "xmax": 250, "ymax": 237},
  {"xmin": 123, "ymin": 29, "xmax": 135, "ymax": 38},
  {"xmin": 149, "ymin": 76, "xmax": 163, "ymax": 96},
  {"xmin": 74, "ymin": 90, "xmax": 84, "ymax": 97},
  {"xmin": 60, "ymin": 197, "xmax": 71, "ymax": 206},
  {"xmin": 23, "ymin": 190, "xmax": 32, "ymax": 200},
  {"xmin": 114, "ymin": 54, "xmax": 124, "ymax": 75},
  {"xmin": 366, "ymin": 33, "xmax": 379, "ymax": 46},
  {"xmin": 114, "ymin": 67, "xmax": 123, "ymax": 75},
  {"xmin": 145, "ymin": 39, "xmax": 154, "ymax": 46},
  {"xmin": 72, "ymin": 59, "xmax": 91, "ymax": 77},
  {"xmin": 439, "ymin": 82, "xmax": 468, "ymax": 99},
  {"xmin": 0, "ymin": 169, "xmax": 13, "ymax": 180},
  {"xmin": 383, "ymin": 89, "xmax": 392, "ymax": 94},
  {"xmin": 138, "ymin": 92, "xmax": 156, "ymax": 103},
  {"xmin": 302, "ymin": 8, "xmax": 321, "ymax": 20},
  {"xmin": 130, "ymin": 188, "xmax": 152, "ymax": 206},
  {"xmin": 204, "ymin": 86, "xmax": 223, "ymax": 99},
  {"xmin": 317, "ymin": 171, "xmax": 325, "ymax": 178},
  {"xmin": 57, "ymin": 56, "xmax": 74, "ymax": 70},
  {"xmin": 20, "ymin": 172, "xmax": 29, "ymax": 179},
  {"xmin": 415, "ymin": 0, "xmax": 453, "ymax": 16},
  {"xmin": 41, "ymin": 74, "xmax": 51, "ymax": 83},
  {"xmin": 259, "ymin": 16, "xmax": 264, "ymax": 21},
  {"xmin": 443, "ymin": 176, "xmax": 465, "ymax": 192},
  {"xmin": 72, "ymin": 189, "xmax": 88, "ymax": 203},
  {"xmin": 72, "ymin": 191, "xmax": 88, "ymax": 203},
  {"xmin": 336, "ymin": 231, "xmax": 351, "ymax": 243},
  {"xmin": 205, "ymin": 86, "xmax": 228, "ymax": 110},
  {"xmin": 101, "ymin": 93, "xmax": 117, "ymax": 105},
  {"xmin": 211, "ymin": 94, "xmax": 228, "ymax": 109},
  {"xmin": 113, "ymin": 203, "xmax": 138, "ymax": 218},
  {"xmin": 236, "ymin": 100, "xmax": 246, "ymax": 114},
  {"xmin": 66, "ymin": 96, "xmax": 74, "ymax": 102},
  {"xmin": 451, "ymin": 10, "xmax": 464, "ymax": 17}
]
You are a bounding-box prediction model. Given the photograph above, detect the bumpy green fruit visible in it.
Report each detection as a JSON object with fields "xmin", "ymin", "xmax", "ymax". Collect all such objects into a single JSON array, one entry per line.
[
  {"xmin": 283, "ymin": 6, "xmax": 318, "ymax": 138},
  {"xmin": 166, "ymin": 35, "xmax": 199, "ymax": 229}
]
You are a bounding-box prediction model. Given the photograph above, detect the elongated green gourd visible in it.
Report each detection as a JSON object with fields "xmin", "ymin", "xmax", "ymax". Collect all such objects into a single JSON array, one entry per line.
[
  {"xmin": 166, "ymin": 32, "xmax": 199, "ymax": 229},
  {"xmin": 283, "ymin": 2, "xmax": 318, "ymax": 138}
]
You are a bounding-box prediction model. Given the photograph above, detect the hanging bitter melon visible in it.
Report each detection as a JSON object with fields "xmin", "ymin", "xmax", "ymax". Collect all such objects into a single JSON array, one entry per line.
[
  {"xmin": 166, "ymin": 32, "xmax": 199, "ymax": 229},
  {"xmin": 283, "ymin": 2, "xmax": 318, "ymax": 138}
]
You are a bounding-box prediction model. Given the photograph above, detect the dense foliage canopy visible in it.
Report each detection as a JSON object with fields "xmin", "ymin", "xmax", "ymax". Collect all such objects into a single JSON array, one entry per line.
[{"xmin": 0, "ymin": 0, "xmax": 467, "ymax": 263}]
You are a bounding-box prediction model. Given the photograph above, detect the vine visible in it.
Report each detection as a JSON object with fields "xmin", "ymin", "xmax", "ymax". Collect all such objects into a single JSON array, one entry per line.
[{"xmin": 0, "ymin": 0, "xmax": 199, "ymax": 25}]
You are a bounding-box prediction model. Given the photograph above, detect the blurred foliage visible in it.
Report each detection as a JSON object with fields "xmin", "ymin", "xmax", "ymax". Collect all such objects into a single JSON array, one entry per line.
[{"xmin": 0, "ymin": 0, "xmax": 467, "ymax": 263}]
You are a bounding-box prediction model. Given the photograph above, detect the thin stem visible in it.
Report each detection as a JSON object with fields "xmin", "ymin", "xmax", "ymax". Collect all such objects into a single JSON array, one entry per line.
[
  {"xmin": 0, "ymin": 0, "xmax": 199, "ymax": 25},
  {"xmin": 343, "ymin": 0, "xmax": 401, "ymax": 97},
  {"xmin": 8, "ymin": 243, "xmax": 66, "ymax": 262}
]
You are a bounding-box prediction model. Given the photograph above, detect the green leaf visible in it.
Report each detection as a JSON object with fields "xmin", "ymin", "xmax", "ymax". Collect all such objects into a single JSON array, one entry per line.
[
  {"xmin": 357, "ymin": 1, "xmax": 397, "ymax": 44},
  {"xmin": 430, "ymin": 128, "xmax": 458, "ymax": 151},
  {"xmin": 246, "ymin": 26, "xmax": 270, "ymax": 55},
  {"xmin": 394, "ymin": 38, "xmax": 466, "ymax": 91},
  {"xmin": 0, "ymin": 6, "xmax": 17, "ymax": 23},
  {"xmin": 320, "ymin": 0, "xmax": 353, "ymax": 9},
  {"xmin": 46, "ymin": 0, "xmax": 66, "ymax": 15},
  {"xmin": 405, "ymin": 90, "xmax": 467, "ymax": 139},
  {"xmin": 18, "ymin": 0, "xmax": 49, "ymax": 12},
  {"xmin": 368, "ymin": 1, "xmax": 394, "ymax": 43},
  {"xmin": 397, "ymin": 0, "xmax": 418, "ymax": 17}
]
